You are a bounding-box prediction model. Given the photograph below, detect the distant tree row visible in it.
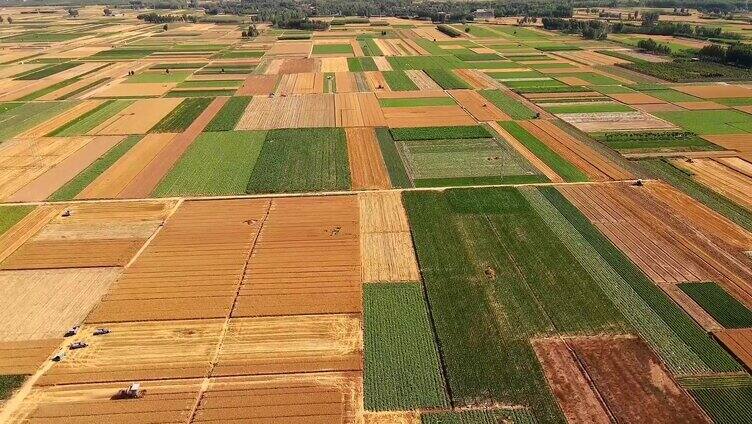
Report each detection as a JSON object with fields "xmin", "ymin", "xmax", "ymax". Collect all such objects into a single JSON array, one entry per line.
[
  {"xmin": 541, "ymin": 17, "xmax": 609, "ymax": 39},
  {"xmin": 699, "ymin": 43, "xmax": 752, "ymax": 67},
  {"xmin": 136, "ymin": 12, "xmax": 198, "ymax": 23}
]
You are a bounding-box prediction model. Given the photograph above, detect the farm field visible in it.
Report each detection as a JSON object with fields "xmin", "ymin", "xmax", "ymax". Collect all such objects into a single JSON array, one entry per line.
[{"xmin": 1, "ymin": 7, "xmax": 752, "ymax": 424}]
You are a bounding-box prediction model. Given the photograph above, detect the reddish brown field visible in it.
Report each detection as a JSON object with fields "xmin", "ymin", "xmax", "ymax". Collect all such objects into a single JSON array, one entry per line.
[
  {"xmin": 236, "ymin": 75, "xmax": 279, "ymax": 96},
  {"xmin": 449, "ymin": 89, "xmax": 509, "ymax": 121},
  {"xmin": 714, "ymin": 329, "xmax": 752, "ymax": 369},
  {"xmin": 233, "ymin": 196, "xmax": 361, "ymax": 317}
]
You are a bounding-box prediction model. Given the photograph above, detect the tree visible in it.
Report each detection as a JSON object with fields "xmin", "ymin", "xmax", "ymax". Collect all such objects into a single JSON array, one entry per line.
[
  {"xmin": 642, "ymin": 11, "xmax": 660, "ymax": 26},
  {"xmin": 163, "ymin": 24, "xmax": 168, "ymax": 31},
  {"xmin": 247, "ymin": 24, "xmax": 259, "ymax": 37},
  {"xmin": 7, "ymin": 16, "xmax": 13, "ymax": 24},
  {"xmin": 67, "ymin": 8, "xmax": 79, "ymax": 18}
]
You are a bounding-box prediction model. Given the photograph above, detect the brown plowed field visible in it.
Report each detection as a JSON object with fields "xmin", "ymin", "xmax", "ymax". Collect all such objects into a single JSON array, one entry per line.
[
  {"xmin": 87, "ymin": 199, "xmax": 269, "ymax": 323},
  {"xmin": 237, "ymin": 94, "xmax": 336, "ymax": 129},
  {"xmin": 335, "ymin": 72, "xmax": 358, "ymax": 93},
  {"xmin": 236, "ymin": 75, "xmax": 279, "ymax": 96},
  {"xmin": 670, "ymin": 158, "xmax": 752, "ymax": 211},
  {"xmin": 6, "ymin": 135, "xmax": 124, "ymax": 202},
  {"xmin": 345, "ymin": 127, "xmax": 390, "ymax": 189},
  {"xmin": 37, "ymin": 320, "xmax": 224, "ymax": 385},
  {"xmin": 358, "ymin": 192, "xmax": 420, "ymax": 283},
  {"xmin": 676, "ymin": 101, "xmax": 727, "ymax": 110},
  {"xmin": 383, "ymin": 105, "xmax": 476, "ymax": 128},
  {"xmin": 404, "ymin": 70, "xmax": 442, "ymax": 91},
  {"xmin": 449, "ymin": 89, "xmax": 509, "ymax": 121},
  {"xmin": 0, "ymin": 205, "xmax": 61, "ymax": 264},
  {"xmin": 320, "ymin": 57, "xmax": 348, "ymax": 73},
  {"xmin": 570, "ymin": 336, "xmax": 709, "ymax": 423},
  {"xmin": 518, "ymin": 120, "xmax": 632, "ymax": 180},
  {"xmin": 0, "ymin": 339, "xmax": 61, "ymax": 374},
  {"xmin": 0, "ymin": 268, "xmax": 121, "ymax": 342},
  {"xmin": 233, "ymin": 196, "xmax": 361, "ymax": 317},
  {"xmin": 118, "ymin": 96, "xmax": 227, "ymax": 198},
  {"xmin": 89, "ymin": 98, "xmax": 184, "ymax": 135},
  {"xmin": 531, "ymin": 338, "xmax": 611, "ymax": 424},
  {"xmin": 335, "ymin": 92, "xmax": 386, "ymax": 127},
  {"xmin": 278, "ymin": 58, "xmax": 317, "ymax": 74},
  {"xmin": 76, "ymin": 133, "xmax": 176, "ymax": 199},
  {"xmin": 702, "ymin": 135, "xmax": 752, "ymax": 162},
  {"xmin": 372, "ymin": 56, "xmax": 392, "ymax": 71},
  {"xmin": 266, "ymin": 41, "xmax": 312, "ymax": 57},
  {"xmin": 214, "ymin": 315, "xmax": 362, "ymax": 376},
  {"xmin": 674, "ymin": 84, "xmax": 752, "ymax": 99},
  {"xmin": 5, "ymin": 378, "xmax": 202, "ymax": 424},
  {"xmin": 714, "ymin": 329, "xmax": 752, "ymax": 369},
  {"xmin": 0, "ymin": 136, "xmax": 93, "ymax": 201},
  {"xmin": 560, "ymin": 183, "xmax": 752, "ymax": 306},
  {"xmin": 363, "ymin": 71, "xmax": 390, "ymax": 92},
  {"xmin": 0, "ymin": 239, "xmax": 142, "ymax": 270},
  {"xmin": 191, "ymin": 372, "xmax": 361, "ymax": 423},
  {"xmin": 276, "ymin": 72, "xmax": 324, "ymax": 95}
]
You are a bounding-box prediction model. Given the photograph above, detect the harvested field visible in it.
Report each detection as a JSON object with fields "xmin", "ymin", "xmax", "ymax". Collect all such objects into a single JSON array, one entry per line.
[
  {"xmin": 531, "ymin": 338, "xmax": 611, "ymax": 424},
  {"xmin": 266, "ymin": 41, "xmax": 312, "ymax": 57},
  {"xmin": 335, "ymin": 72, "xmax": 359, "ymax": 93},
  {"xmin": 608, "ymin": 92, "xmax": 666, "ymax": 105},
  {"xmin": 237, "ymin": 94, "xmax": 336, "ymax": 129},
  {"xmin": 453, "ymin": 69, "xmax": 498, "ymax": 89},
  {"xmin": 89, "ymin": 98, "xmax": 184, "ymax": 135},
  {"xmin": 320, "ymin": 57, "xmax": 349, "ymax": 73},
  {"xmin": 192, "ymin": 373, "xmax": 361, "ymax": 423},
  {"xmin": 0, "ymin": 339, "xmax": 60, "ymax": 375},
  {"xmin": 674, "ymin": 84, "xmax": 752, "ymax": 99},
  {"xmin": 0, "ymin": 206, "xmax": 61, "ymax": 265},
  {"xmin": 335, "ymin": 92, "xmax": 387, "ymax": 127},
  {"xmin": 0, "ymin": 268, "xmax": 120, "ymax": 342},
  {"xmin": 363, "ymin": 71, "xmax": 390, "ymax": 92},
  {"xmin": 214, "ymin": 315, "xmax": 362, "ymax": 376},
  {"xmin": 670, "ymin": 158, "xmax": 752, "ymax": 211},
  {"xmin": 4, "ymin": 379, "xmax": 202, "ymax": 424},
  {"xmin": 118, "ymin": 96, "xmax": 227, "ymax": 198},
  {"xmin": 278, "ymin": 58, "xmax": 317, "ymax": 74},
  {"xmin": 276, "ymin": 72, "xmax": 324, "ymax": 95},
  {"xmin": 714, "ymin": 329, "xmax": 752, "ymax": 369},
  {"xmin": 382, "ymin": 106, "xmax": 476, "ymax": 127},
  {"xmin": 359, "ymin": 192, "xmax": 419, "ymax": 282},
  {"xmin": 92, "ymin": 82, "xmax": 176, "ymax": 98},
  {"xmin": 557, "ymin": 111, "xmax": 676, "ymax": 132},
  {"xmin": 5, "ymin": 135, "xmax": 124, "ymax": 202},
  {"xmin": 373, "ymin": 56, "xmax": 392, "ymax": 71},
  {"xmin": 234, "ymin": 196, "xmax": 361, "ymax": 317},
  {"xmin": 404, "ymin": 70, "xmax": 441, "ymax": 91},
  {"xmin": 518, "ymin": 120, "xmax": 632, "ymax": 180},
  {"xmin": 87, "ymin": 199, "xmax": 269, "ymax": 323},
  {"xmin": 677, "ymin": 101, "xmax": 728, "ymax": 110},
  {"xmin": 559, "ymin": 182, "xmax": 752, "ymax": 307},
  {"xmin": 0, "ymin": 136, "xmax": 93, "ymax": 201},
  {"xmin": 235, "ymin": 74, "xmax": 278, "ymax": 95},
  {"xmin": 15, "ymin": 100, "xmax": 105, "ymax": 139},
  {"xmin": 569, "ymin": 335, "xmax": 709, "ymax": 423},
  {"xmin": 449, "ymin": 89, "xmax": 509, "ymax": 121},
  {"xmin": 345, "ymin": 127, "xmax": 390, "ymax": 190},
  {"xmin": 76, "ymin": 133, "xmax": 176, "ymax": 199},
  {"xmin": 37, "ymin": 320, "xmax": 224, "ymax": 385},
  {"xmin": 555, "ymin": 50, "xmax": 630, "ymax": 66},
  {"xmin": 702, "ymin": 134, "xmax": 752, "ymax": 162}
]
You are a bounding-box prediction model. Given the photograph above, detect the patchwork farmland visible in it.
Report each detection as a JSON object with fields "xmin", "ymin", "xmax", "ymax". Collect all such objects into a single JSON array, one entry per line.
[{"xmin": 0, "ymin": 4, "xmax": 751, "ymax": 424}]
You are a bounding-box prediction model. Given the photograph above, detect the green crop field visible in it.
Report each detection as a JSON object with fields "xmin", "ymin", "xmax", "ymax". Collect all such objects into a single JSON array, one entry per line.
[
  {"xmin": 403, "ymin": 187, "xmax": 630, "ymax": 421},
  {"xmin": 386, "ymin": 55, "xmax": 466, "ymax": 70},
  {"xmin": 15, "ymin": 62, "xmax": 80, "ymax": 80},
  {"xmin": 149, "ymin": 97, "xmax": 211, "ymax": 133},
  {"xmin": 0, "ymin": 205, "xmax": 34, "ymax": 236},
  {"xmin": 48, "ymin": 100, "xmax": 134, "ymax": 137},
  {"xmin": 49, "ymin": 136, "xmax": 142, "ymax": 201},
  {"xmin": 499, "ymin": 121, "xmax": 587, "ymax": 182},
  {"xmin": 177, "ymin": 80, "xmax": 243, "ymax": 88},
  {"xmin": 364, "ymin": 283, "xmax": 449, "ymax": 410},
  {"xmin": 655, "ymin": 109, "xmax": 752, "ymax": 135},
  {"xmin": 679, "ymin": 282, "xmax": 752, "ymax": 328},
  {"xmin": 596, "ymin": 131, "xmax": 719, "ymax": 153},
  {"xmin": 424, "ymin": 68, "xmax": 470, "ymax": 89},
  {"xmin": 382, "ymin": 70, "xmax": 418, "ymax": 91},
  {"xmin": 313, "ymin": 44, "xmax": 353, "ymax": 54},
  {"xmin": 479, "ymin": 90, "xmax": 536, "ymax": 119},
  {"xmin": 154, "ymin": 131, "xmax": 265, "ymax": 196},
  {"xmin": 347, "ymin": 57, "xmax": 378, "ymax": 72},
  {"xmin": 246, "ymin": 128, "xmax": 350, "ymax": 193},
  {"xmin": 0, "ymin": 101, "xmax": 77, "ymax": 143},
  {"xmin": 390, "ymin": 125, "xmax": 491, "ymax": 141},
  {"xmin": 0, "ymin": 375, "xmax": 26, "ymax": 401},
  {"xmin": 685, "ymin": 376, "xmax": 752, "ymax": 424},
  {"xmin": 375, "ymin": 128, "xmax": 412, "ymax": 188},
  {"xmin": 204, "ymin": 96, "xmax": 251, "ymax": 131}
]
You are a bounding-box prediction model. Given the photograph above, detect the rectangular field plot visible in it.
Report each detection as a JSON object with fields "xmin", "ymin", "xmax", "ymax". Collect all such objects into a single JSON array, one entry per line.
[
  {"xmin": 87, "ymin": 199, "xmax": 269, "ymax": 323},
  {"xmin": 1, "ymin": 201, "xmax": 174, "ymax": 270},
  {"xmin": 679, "ymin": 282, "xmax": 752, "ymax": 329},
  {"xmin": 214, "ymin": 315, "xmax": 362, "ymax": 376},
  {"xmin": 37, "ymin": 320, "xmax": 223, "ymax": 385},
  {"xmin": 669, "ymin": 157, "xmax": 752, "ymax": 211},
  {"xmin": 192, "ymin": 373, "xmax": 361, "ymax": 423},
  {"xmin": 154, "ymin": 131, "xmax": 265, "ymax": 197},
  {"xmin": 0, "ymin": 339, "xmax": 61, "ymax": 374},
  {"xmin": 245, "ymin": 128, "xmax": 351, "ymax": 194},
  {"xmin": 403, "ymin": 187, "xmax": 630, "ymax": 421},
  {"xmin": 714, "ymin": 329, "xmax": 752, "ymax": 370},
  {"xmin": 345, "ymin": 127, "xmax": 390, "ymax": 190},
  {"xmin": 234, "ymin": 196, "xmax": 361, "ymax": 317},
  {"xmin": 89, "ymin": 98, "xmax": 184, "ymax": 135},
  {"xmin": 395, "ymin": 135, "xmax": 544, "ymax": 187},
  {"xmin": 6, "ymin": 378, "xmax": 202, "ymax": 424},
  {"xmin": 364, "ymin": 283, "xmax": 448, "ymax": 410}
]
